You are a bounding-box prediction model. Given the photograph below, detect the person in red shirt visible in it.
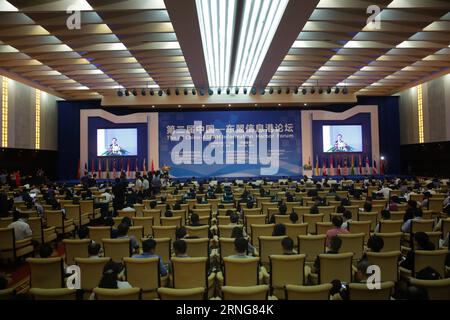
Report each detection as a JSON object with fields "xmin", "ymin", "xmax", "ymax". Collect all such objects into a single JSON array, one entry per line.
[
  {"xmin": 326, "ymin": 215, "xmax": 350, "ymax": 247},
  {"xmin": 15, "ymin": 171, "xmax": 21, "ymax": 187}
]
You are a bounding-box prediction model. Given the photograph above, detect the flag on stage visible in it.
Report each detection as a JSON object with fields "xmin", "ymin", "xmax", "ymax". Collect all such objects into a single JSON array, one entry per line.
[
  {"xmin": 113, "ymin": 159, "xmax": 117, "ymax": 178},
  {"xmin": 98, "ymin": 159, "xmax": 102, "ymax": 179},
  {"xmin": 380, "ymin": 158, "xmax": 384, "ymax": 175},
  {"xmin": 127, "ymin": 159, "xmax": 130, "ymax": 179},
  {"xmin": 120, "ymin": 158, "xmax": 124, "ymax": 174},
  {"xmin": 77, "ymin": 159, "xmax": 81, "ymax": 179},
  {"xmin": 308, "ymin": 156, "xmax": 311, "ymax": 167},
  {"xmin": 337, "ymin": 156, "xmax": 341, "ymax": 176},
  {"xmin": 143, "ymin": 158, "xmax": 147, "ymax": 175},
  {"xmin": 135, "ymin": 159, "xmax": 139, "ymax": 176},
  {"xmin": 322, "ymin": 158, "xmax": 327, "ymax": 176},
  {"xmin": 329, "ymin": 154, "xmax": 334, "ymax": 176},
  {"xmin": 315, "ymin": 155, "xmax": 319, "ymax": 176},
  {"xmin": 365, "ymin": 155, "xmax": 370, "ymax": 175},
  {"xmin": 358, "ymin": 154, "xmax": 362, "ymax": 174},
  {"xmin": 343, "ymin": 157, "xmax": 348, "ymax": 176},
  {"xmin": 372, "ymin": 159, "xmax": 378, "ymax": 175},
  {"xmin": 106, "ymin": 158, "xmax": 110, "ymax": 179},
  {"xmin": 84, "ymin": 162, "xmax": 88, "ymax": 176},
  {"xmin": 350, "ymin": 155, "xmax": 355, "ymax": 175},
  {"xmin": 91, "ymin": 159, "xmax": 95, "ymax": 176},
  {"xmin": 151, "ymin": 159, "xmax": 155, "ymax": 174}
]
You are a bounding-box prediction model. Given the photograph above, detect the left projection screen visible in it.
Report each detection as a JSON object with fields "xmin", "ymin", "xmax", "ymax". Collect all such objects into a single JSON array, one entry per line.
[{"xmin": 97, "ymin": 128, "xmax": 138, "ymax": 156}]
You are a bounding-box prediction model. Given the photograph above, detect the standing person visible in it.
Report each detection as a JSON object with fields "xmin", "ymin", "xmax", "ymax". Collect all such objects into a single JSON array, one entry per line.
[
  {"xmin": 151, "ymin": 171, "xmax": 162, "ymax": 196},
  {"xmin": 112, "ymin": 178, "xmax": 126, "ymax": 213},
  {"xmin": 142, "ymin": 174, "xmax": 150, "ymax": 198}
]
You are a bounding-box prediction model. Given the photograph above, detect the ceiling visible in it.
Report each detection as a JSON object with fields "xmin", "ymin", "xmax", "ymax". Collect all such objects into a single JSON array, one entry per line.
[{"xmin": 0, "ymin": 0, "xmax": 449, "ymax": 102}]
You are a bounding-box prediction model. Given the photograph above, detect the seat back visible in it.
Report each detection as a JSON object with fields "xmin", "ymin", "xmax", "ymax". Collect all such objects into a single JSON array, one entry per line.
[
  {"xmin": 297, "ymin": 235, "xmax": 326, "ymax": 262},
  {"xmin": 258, "ymin": 236, "xmax": 286, "ymax": 268},
  {"xmin": 172, "ymin": 210, "xmax": 186, "ymax": 225},
  {"xmin": 93, "ymin": 287, "xmax": 141, "ymax": 300},
  {"xmin": 27, "ymin": 257, "xmax": 64, "ymax": 289},
  {"xmin": 64, "ymin": 205, "xmax": 80, "ymax": 225},
  {"xmin": 29, "ymin": 288, "xmax": 77, "ymax": 300},
  {"xmin": 374, "ymin": 232, "xmax": 402, "ymax": 252},
  {"xmin": 411, "ymin": 219, "xmax": 434, "ymax": 233},
  {"xmin": 348, "ymin": 281, "xmax": 394, "ymax": 300},
  {"xmin": 409, "ymin": 278, "xmax": 450, "ymax": 300},
  {"xmin": 75, "ymin": 257, "xmax": 110, "ymax": 292},
  {"xmin": 80, "ymin": 200, "xmax": 94, "ymax": 215},
  {"xmin": 117, "ymin": 209, "xmax": 136, "ymax": 218},
  {"xmin": 63, "ymin": 239, "xmax": 91, "ymax": 266},
  {"xmin": 186, "ymin": 225, "xmax": 209, "ymax": 238},
  {"xmin": 344, "ymin": 206, "xmax": 359, "ymax": 217},
  {"xmin": 366, "ymin": 251, "xmax": 401, "ymax": 282},
  {"xmin": 243, "ymin": 208, "xmax": 262, "ymax": 216},
  {"xmin": 303, "ymin": 214, "xmax": 324, "ymax": 234},
  {"xmin": 319, "ymin": 252, "xmax": 353, "ymax": 284},
  {"xmin": 358, "ymin": 212, "xmax": 378, "ymax": 231},
  {"xmin": 152, "ymin": 226, "xmax": 177, "ymax": 239},
  {"xmin": 128, "ymin": 226, "xmax": 144, "ymax": 245},
  {"xmin": 379, "ymin": 220, "xmax": 403, "ymax": 233},
  {"xmin": 133, "ymin": 204, "xmax": 144, "ymax": 217},
  {"xmin": 184, "ymin": 238, "xmax": 210, "ymax": 257},
  {"xmin": 218, "ymin": 225, "xmax": 242, "ymax": 238},
  {"xmin": 222, "ymin": 285, "xmax": 269, "ymax": 300},
  {"xmin": 316, "ymin": 222, "xmax": 333, "ymax": 235},
  {"xmin": 142, "ymin": 209, "xmax": 161, "ymax": 226},
  {"xmin": 28, "ymin": 217, "xmax": 44, "ymax": 243},
  {"xmin": 338, "ymin": 233, "xmax": 365, "ymax": 260},
  {"xmin": 171, "ymin": 257, "xmax": 208, "ymax": 289},
  {"xmin": 441, "ymin": 218, "xmax": 450, "ymax": 240},
  {"xmin": 250, "ymin": 224, "xmax": 274, "ymax": 247},
  {"xmin": 153, "ymin": 238, "xmax": 171, "ymax": 265},
  {"xmin": 45, "ymin": 210, "xmax": 64, "ymax": 228},
  {"xmin": 102, "ymin": 238, "xmax": 131, "ymax": 262},
  {"xmin": 274, "ymin": 215, "xmax": 291, "ymax": 224},
  {"xmin": 245, "ymin": 215, "xmax": 267, "ymax": 234},
  {"xmin": 270, "ymin": 254, "xmax": 305, "ymax": 299},
  {"xmin": 428, "ymin": 198, "xmax": 444, "ymax": 213},
  {"xmin": 157, "ymin": 287, "xmax": 205, "ymax": 300},
  {"xmin": 219, "ymin": 238, "xmax": 236, "ymax": 261},
  {"xmin": 348, "ymin": 221, "xmax": 371, "ymax": 242},
  {"xmin": 123, "ymin": 257, "xmax": 160, "ymax": 292},
  {"xmin": 425, "ymin": 231, "xmax": 442, "ymax": 249},
  {"xmin": 285, "ymin": 223, "xmax": 308, "ymax": 246},
  {"xmin": 318, "ymin": 206, "xmax": 335, "ymax": 221},
  {"xmin": 131, "ymin": 217, "xmax": 154, "ymax": 236},
  {"xmin": 389, "ymin": 211, "xmax": 405, "ymax": 221},
  {"xmin": 160, "ymin": 216, "xmax": 182, "ymax": 227},
  {"xmin": 413, "ymin": 250, "xmax": 447, "ymax": 277},
  {"xmin": 88, "ymin": 227, "xmax": 111, "ymax": 246},
  {"xmin": 285, "ymin": 284, "xmax": 332, "ymax": 300},
  {"xmin": 223, "ymin": 257, "xmax": 260, "ymax": 286},
  {"xmin": 0, "ymin": 217, "xmax": 13, "ymax": 228},
  {"xmin": 0, "ymin": 227, "xmax": 15, "ymax": 251}
]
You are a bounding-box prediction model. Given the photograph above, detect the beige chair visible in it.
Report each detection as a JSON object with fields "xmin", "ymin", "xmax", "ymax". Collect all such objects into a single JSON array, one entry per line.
[
  {"xmin": 222, "ymin": 257, "xmax": 260, "ymax": 286},
  {"xmin": 348, "ymin": 281, "xmax": 394, "ymax": 300},
  {"xmin": 409, "ymin": 278, "xmax": 450, "ymax": 300},
  {"xmin": 186, "ymin": 225, "xmax": 210, "ymax": 238},
  {"xmin": 45, "ymin": 210, "xmax": 75, "ymax": 236},
  {"xmin": 133, "ymin": 204, "xmax": 144, "ymax": 217},
  {"xmin": 152, "ymin": 238, "xmax": 171, "ymax": 265},
  {"xmin": 348, "ymin": 221, "xmax": 371, "ymax": 242},
  {"xmin": 123, "ymin": 257, "xmax": 161, "ymax": 299},
  {"xmin": 245, "ymin": 215, "xmax": 267, "ymax": 234},
  {"xmin": 64, "ymin": 204, "xmax": 89, "ymax": 227},
  {"xmin": 171, "ymin": 257, "xmax": 215, "ymax": 296},
  {"xmin": 216, "ymin": 215, "xmax": 234, "ymax": 225},
  {"xmin": 88, "ymin": 226, "xmax": 111, "ymax": 246},
  {"xmin": 303, "ymin": 214, "xmax": 324, "ymax": 234},
  {"xmin": 29, "ymin": 288, "xmax": 77, "ymax": 300},
  {"xmin": 132, "ymin": 217, "xmax": 153, "ymax": 236},
  {"xmin": 358, "ymin": 212, "xmax": 378, "ymax": 231},
  {"xmin": 218, "ymin": 225, "xmax": 242, "ymax": 238},
  {"xmin": 366, "ymin": 251, "xmax": 401, "ymax": 282},
  {"xmin": 412, "ymin": 249, "xmax": 447, "ymax": 277},
  {"xmin": 218, "ymin": 238, "xmax": 238, "ymax": 262},
  {"xmin": 28, "ymin": 217, "xmax": 57, "ymax": 244},
  {"xmin": 172, "ymin": 209, "xmax": 187, "ymax": 225},
  {"xmin": 428, "ymin": 198, "xmax": 444, "ymax": 214},
  {"xmin": 0, "ymin": 288, "xmax": 16, "ymax": 300},
  {"xmin": 270, "ymin": 254, "xmax": 305, "ymax": 299},
  {"xmin": 117, "ymin": 209, "xmax": 136, "ymax": 218},
  {"xmin": 0, "ymin": 227, "xmax": 34, "ymax": 262},
  {"xmin": 184, "ymin": 238, "xmax": 210, "ymax": 257},
  {"xmin": 243, "ymin": 208, "xmax": 262, "ymax": 216},
  {"xmin": 285, "ymin": 284, "xmax": 332, "ymax": 300},
  {"xmin": 160, "ymin": 216, "xmax": 182, "ymax": 227},
  {"xmin": 80, "ymin": 200, "xmax": 99, "ymax": 220},
  {"xmin": 411, "ymin": 219, "xmax": 435, "ymax": 233},
  {"xmin": 389, "ymin": 212, "xmax": 405, "ymax": 221},
  {"xmin": 27, "ymin": 257, "xmax": 64, "ymax": 289},
  {"xmin": 424, "ymin": 231, "xmax": 442, "ymax": 249},
  {"xmin": 250, "ymin": 224, "xmax": 275, "ymax": 248},
  {"xmin": 316, "ymin": 222, "xmax": 333, "ymax": 235},
  {"xmin": 221, "ymin": 285, "xmax": 269, "ymax": 300},
  {"xmin": 298, "ymin": 234, "xmax": 326, "ymax": 263},
  {"xmin": 338, "ymin": 233, "xmax": 365, "ymax": 261},
  {"xmin": 128, "ymin": 226, "xmax": 144, "ymax": 245},
  {"xmin": 318, "ymin": 206, "xmax": 335, "ymax": 221},
  {"xmin": 157, "ymin": 287, "xmax": 205, "ymax": 300},
  {"xmin": 143, "ymin": 209, "xmax": 161, "ymax": 226},
  {"xmin": 152, "ymin": 226, "xmax": 177, "ymax": 239},
  {"xmin": 63, "ymin": 239, "xmax": 91, "ymax": 266},
  {"xmin": 93, "ymin": 287, "xmax": 141, "ymax": 300},
  {"xmin": 274, "ymin": 215, "xmax": 291, "ymax": 224},
  {"xmin": 378, "ymin": 220, "xmax": 403, "ymax": 233},
  {"xmin": 318, "ymin": 252, "xmax": 353, "ymax": 284},
  {"xmin": 102, "ymin": 238, "xmax": 131, "ymax": 262},
  {"xmin": 75, "ymin": 257, "xmax": 110, "ymax": 299},
  {"xmin": 374, "ymin": 232, "xmax": 402, "ymax": 252},
  {"xmin": 258, "ymin": 236, "xmax": 286, "ymax": 269},
  {"xmin": 285, "ymin": 223, "xmax": 308, "ymax": 246},
  {"xmin": 0, "ymin": 217, "xmax": 13, "ymax": 228}
]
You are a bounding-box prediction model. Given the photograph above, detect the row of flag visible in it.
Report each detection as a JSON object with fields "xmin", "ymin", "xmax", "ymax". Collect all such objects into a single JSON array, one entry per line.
[
  {"xmin": 308, "ymin": 154, "xmax": 385, "ymax": 176},
  {"xmin": 77, "ymin": 158, "xmax": 155, "ymax": 179}
]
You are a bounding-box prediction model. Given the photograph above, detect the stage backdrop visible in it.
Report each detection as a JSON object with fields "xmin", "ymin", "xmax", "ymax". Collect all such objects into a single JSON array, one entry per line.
[{"xmin": 158, "ymin": 110, "xmax": 302, "ymax": 178}]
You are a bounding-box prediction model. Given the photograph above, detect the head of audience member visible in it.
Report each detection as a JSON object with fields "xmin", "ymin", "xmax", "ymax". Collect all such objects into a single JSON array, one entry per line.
[
  {"xmin": 196, "ymin": 196, "xmax": 203, "ymax": 204},
  {"xmin": 331, "ymin": 215, "xmax": 344, "ymax": 229},
  {"xmin": 289, "ymin": 212, "xmax": 299, "ymax": 224},
  {"xmin": 165, "ymin": 210, "xmax": 173, "ymax": 218},
  {"xmin": 233, "ymin": 237, "xmax": 248, "ymax": 255},
  {"xmin": 142, "ymin": 239, "xmax": 157, "ymax": 255},
  {"xmin": 310, "ymin": 205, "xmax": 319, "ymax": 214},
  {"xmin": 13, "ymin": 210, "xmax": 28, "ymax": 223},
  {"xmin": 230, "ymin": 226, "xmax": 244, "ymax": 238},
  {"xmin": 104, "ymin": 217, "xmax": 114, "ymax": 227},
  {"xmin": 78, "ymin": 226, "xmax": 89, "ymax": 239},
  {"xmin": 282, "ymin": 237, "xmax": 294, "ymax": 255},
  {"xmin": 363, "ymin": 202, "xmax": 372, "ymax": 212},
  {"xmin": 414, "ymin": 232, "xmax": 434, "ymax": 250},
  {"xmin": 336, "ymin": 205, "xmax": 346, "ymax": 214},
  {"xmin": 343, "ymin": 210, "xmax": 352, "ymax": 222},
  {"xmin": 367, "ymin": 235, "xmax": 384, "ymax": 252},
  {"xmin": 414, "ymin": 208, "xmax": 423, "ymax": 219},
  {"xmin": 116, "ymin": 223, "xmax": 129, "ymax": 237},
  {"xmin": 405, "ymin": 285, "xmax": 429, "ymax": 300},
  {"xmin": 190, "ymin": 213, "xmax": 200, "ymax": 226},
  {"xmin": 380, "ymin": 209, "xmax": 391, "ymax": 220},
  {"xmin": 149, "ymin": 201, "xmax": 157, "ymax": 209},
  {"xmin": 329, "ymin": 236, "xmax": 342, "ymax": 253},
  {"xmin": 39, "ymin": 243, "xmax": 54, "ymax": 258},
  {"xmin": 355, "ymin": 259, "xmax": 373, "ymax": 282},
  {"xmin": 286, "ymin": 194, "xmax": 294, "ymax": 202},
  {"xmin": 225, "ymin": 209, "xmax": 234, "ymax": 217},
  {"xmin": 272, "ymin": 223, "xmax": 286, "ymax": 236},
  {"xmin": 229, "ymin": 213, "xmax": 239, "ymax": 224},
  {"xmin": 173, "ymin": 239, "xmax": 187, "ymax": 257},
  {"xmin": 173, "ymin": 202, "xmax": 181, "ymax": 210},
  {"xmin": 88, "ymin": 242, "xmax": 101, "ymax": 257},
  {"xmin": 175, "ymin": 227, "xmax": 187, "ymax": 240},
  {"xmin": 246, "ymin": 200, "xmax": 254, "ymax": 209},
  {"xmin": 279, "ymin": 203, "xmax": 287, "ymax": 215},
  {"xmin": 407, "ymin": 200, "xmax": 418, "ymax": 209},
  {"xmin": 99, "ymin": 261, "xmax": 122, "ymax": 289}
]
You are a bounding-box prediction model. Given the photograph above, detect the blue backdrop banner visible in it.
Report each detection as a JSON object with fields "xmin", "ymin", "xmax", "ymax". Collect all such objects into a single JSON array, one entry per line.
[{"xmin": 159, "ymin": 110, "xmax": 302, "ymax": 178}]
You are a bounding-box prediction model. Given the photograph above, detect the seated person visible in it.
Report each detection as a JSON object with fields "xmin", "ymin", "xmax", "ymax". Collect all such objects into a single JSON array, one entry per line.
[
  {"xmin": 272, "ymin": 223, "xmax": 286, "ymax": 236},
  {"xmin": 8, "ymin": 211, "xmax": 32, "ymax": 241},
  {"xmin": 228, "ymin": 237, "xmax": 254, "ymax": 259},
  {"xmin": 38, "ymin": 243, "xmax": 55, "ymax": 258},
  {"xmin": 363, "ymin": 202, "xmax": 372, "ymax": 213},
  {"xmin": 88, "ymin": 242, "xmax": 102, "ymax": 259},
  {"xmin": 400, "ymin": 232, "xmax": 435, "ymax": 271},
  {"xmin": 289, "ymin": 212, "xmax": 299, "ymax": 224},
  {"xmin": 309, "ymin": 205, "xmax": 319, "ymax": 214},
  {"xmin": 116, "ymin": 223, "xmax": 139, "ymax": 254},
  {"xmin": 90, "ymin": 261, "xmax": 132, "ymax": 300},
  {"xmin": 401, "ymin": 208, "xmax": 423, "ymax": 233},
  {"xmin": 77, "ymin": 226, "xmax": 89, "ymax": 240},
  {"xmin": 230, "ymin": 227, "xmax": 255, "ymax": 255},
  {"xmin": 341, "ymin": 210, "xmax": 352, "ymax": 230},
  {"xmin": 282, "ymin": 237, "xmax": 296, "ymax": 255},
  {"xmin": 374, "ymin": 210, "xmax": 391, "ymax": 233},
  {"xmin": 132, "ymin": 239, "xmax": 167, "ymax": 276},
  {"xmin": 313, "ymin": 236, "xmax": 342, "ymax": 273},
  {"xmin": 360, "ymin": 235, "xmax": 384, "ymax": 261},
  {"xmin": 325, "ymin": 216, "xmax": 350, "ymax": 247}
]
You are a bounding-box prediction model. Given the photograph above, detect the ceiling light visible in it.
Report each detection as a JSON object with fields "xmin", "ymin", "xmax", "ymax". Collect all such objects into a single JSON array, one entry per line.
[
  {"xmin": 202, "ymin": 104, "xmax": 206, "ymax": 107},
  {"xmin": 228, "ymin": 104, "xmax": 231, "ymax": 107},
  {"xmin": 196, "ymin": 0, "xmax": 237, "ymax": 87},
  {"xmin": 254, "ymin": 104, "xmax": 258, "ymax": 107},
  {"xmin": 218, "ymin": 88, "xmax": 222, "ymax": 95},
  {"xmin": 132, "ymin": 89, "xmax": 137, "ymax": 96},
  {"xmin": 251, "ymin": 87, "xmax": 257, "ymax": 95},
  {"xmin": 304, "ymin": 103, "xmax": 307, "ymax": 106},
  {"xmin": 342, "ymin": 87, "xmax": 348, "ymax": 95},
  {"xmin": 232, "ymin": 0, "xmax": 289, "ymax": 87},
  {"xmin": 294, "ymin": 88, "xmax": 299, "ymax": 94},
  {"xmin": 152, "ymin": 105, "xmax": 155, "ymax": 108},
  {"xmin": 278, "ymin": 104, "xmax": 282, "ymax": 106},
  {"xmin": 226, "ymin": 88, "xmax": 230, "ymax": 95},
  {"xmin": 277, "ymin": 88, "xmax": 282, "ymax": 94},
  {"xmin": 260, "ymin": 88, "xmax": 265, "ymax": 95},
  {"xmin": 199, "ymin": 88, "xmax": 205, "ymax": 96},
  {"xmin": 178, "ymin": 105, "xmax": 181, "ymax": 108},
  {"xmin": 318, "ymin": 88, "xmax": 323, "ymax": 94},
  {"xmin": 243, "ymin": 88, "xmax": 248, "ymax": 95}
]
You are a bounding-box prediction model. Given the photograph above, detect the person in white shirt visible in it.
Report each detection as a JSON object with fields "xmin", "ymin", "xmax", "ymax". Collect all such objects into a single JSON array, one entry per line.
[
  {"xmin": 101, "ymin": 189, "xmax": 113, "ymax": 203},
  {"xmin": 377, "ymin": 185, "xmax": 392, "ymax": 199},
  {"xmin": 8, "ymin": 211, "xmax": 32, "ymax": 241},
  {"xmin": 401, "ymin": 208, "xmax": 423, "ymax": 233},
  {"xmin": 89, "ymin": 261, "xmax": 132, "ymax": 300},
  {"xmin": 142, "ymin": 175, "xmax": 150, "ymax": 197},
  {"xmin": 134, "ymin": 174, "xmax": 143, "ymax": 193}
]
